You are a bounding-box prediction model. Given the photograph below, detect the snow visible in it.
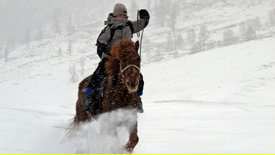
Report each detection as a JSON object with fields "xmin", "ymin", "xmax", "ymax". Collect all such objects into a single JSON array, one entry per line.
[
  {"xmin": 1, "ymin": 35, "xmax": 275, "ymax": 153},
  {"xmin": 1, "ymin": 0, "xmax": 275, "ymax": 153},
  {"xmin": 137, "ymin": 37, "xmax": 275, "ymax": 154}
]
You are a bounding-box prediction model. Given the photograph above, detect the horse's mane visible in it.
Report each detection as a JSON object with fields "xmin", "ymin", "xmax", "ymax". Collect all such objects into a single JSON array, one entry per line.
[{"xmin": 105, "ymin": 40, "xmax": 139, "ymax": 85}]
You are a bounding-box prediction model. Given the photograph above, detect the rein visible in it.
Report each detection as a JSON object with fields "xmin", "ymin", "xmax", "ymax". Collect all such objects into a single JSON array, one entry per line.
[{"xmin": 136, "ymin": 9, "xmax": 144, "ymax": 57}]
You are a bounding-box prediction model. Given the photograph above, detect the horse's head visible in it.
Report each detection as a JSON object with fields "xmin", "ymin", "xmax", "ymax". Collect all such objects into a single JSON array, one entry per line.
[
  {"xmin": 105, "ymin": 40, "xmax": 141, "ymax": 93},
  {"xmin": 119, "ymin": 46, "xmax": 141, "ymax": 93}
]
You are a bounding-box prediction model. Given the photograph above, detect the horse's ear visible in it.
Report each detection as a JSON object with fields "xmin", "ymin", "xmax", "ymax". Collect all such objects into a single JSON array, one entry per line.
[{"xmin": 135, "ymin": 41, "xmax": 139, "ymax": 53}]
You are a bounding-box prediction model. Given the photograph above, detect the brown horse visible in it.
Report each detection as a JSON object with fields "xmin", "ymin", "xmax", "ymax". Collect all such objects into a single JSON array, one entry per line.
[{"xmin": 73, "ymin": 40, "xmax": 141, "ymax": 152}]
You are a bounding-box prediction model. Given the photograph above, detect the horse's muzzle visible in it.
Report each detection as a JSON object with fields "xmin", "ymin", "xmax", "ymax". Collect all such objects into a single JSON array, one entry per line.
[{"xmin": 126, "ymin": 81, "xmax": 139, "ymax": 93}]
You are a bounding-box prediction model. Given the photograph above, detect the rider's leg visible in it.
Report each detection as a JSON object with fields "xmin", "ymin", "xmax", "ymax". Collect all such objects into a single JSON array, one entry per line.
[{"xmin": 83, "ymin": 58, "xmax": 108, "ymax": 115}]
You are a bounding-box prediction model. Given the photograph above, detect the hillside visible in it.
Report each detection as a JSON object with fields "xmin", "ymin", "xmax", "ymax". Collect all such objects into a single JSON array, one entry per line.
[
  {"xmin": 0, "ymin": 34, "xmax": 275, "ymax": 153},
  {"xmin": 1, "ymin": 0, "xmax": 275, "ymax": 64}
]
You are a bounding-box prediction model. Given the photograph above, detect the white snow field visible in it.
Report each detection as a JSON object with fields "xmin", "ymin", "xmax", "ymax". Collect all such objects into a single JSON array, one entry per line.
[{"xmin": 1, "ymin": 37, "xmax": 275, "ymax": 153}]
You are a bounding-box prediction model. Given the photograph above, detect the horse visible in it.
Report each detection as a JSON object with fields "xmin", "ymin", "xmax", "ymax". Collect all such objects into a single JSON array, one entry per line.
[{"xmin": 73, "ymin": 40, "xmax": 141, "ymax": 152}]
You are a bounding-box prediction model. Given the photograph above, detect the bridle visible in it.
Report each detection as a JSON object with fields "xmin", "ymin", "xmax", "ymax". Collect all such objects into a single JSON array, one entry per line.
[
  {"xmin": 121, "ymin": 64, "xmax": 140, "ymax": 73},
  {"xmin": 119, "ymin": 62, "xmax": 140, "ymax": 79}
]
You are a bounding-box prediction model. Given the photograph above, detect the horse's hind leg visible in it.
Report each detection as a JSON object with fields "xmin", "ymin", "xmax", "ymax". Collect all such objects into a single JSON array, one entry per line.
[
  {"xmin": 73, "ymin": 75, "xmax": 92, "ymax": 124},
  {"xmin": 73, "ymin": 98, "xmax": 90, "ymax": 124},
  {"xmin": 125, "ymin": 122, "xmax": 139, "ymax": 153}
]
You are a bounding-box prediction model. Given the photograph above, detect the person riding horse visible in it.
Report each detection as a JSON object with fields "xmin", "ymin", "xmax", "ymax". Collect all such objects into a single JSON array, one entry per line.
[{"xmin": 83, "ymin": 3, "xmax": 150, "ymax": 115}]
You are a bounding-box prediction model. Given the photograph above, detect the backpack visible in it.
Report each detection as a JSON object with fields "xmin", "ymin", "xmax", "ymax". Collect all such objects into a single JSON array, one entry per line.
[{"xmin": 96, "ymin": 22, "xmax": 134, "ymax": 57}]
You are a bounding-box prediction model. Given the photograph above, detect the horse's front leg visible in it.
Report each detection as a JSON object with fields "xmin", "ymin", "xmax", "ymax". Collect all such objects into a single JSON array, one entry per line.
[{"xmin": 125, "ymin": 122, "xmax": 139, "ymax": 153}]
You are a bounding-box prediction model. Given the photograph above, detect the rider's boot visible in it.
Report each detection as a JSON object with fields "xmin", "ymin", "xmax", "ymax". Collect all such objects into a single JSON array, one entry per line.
[{"xmin": 82, "ymin": 88, "xmax": 98, "ymax": 115}]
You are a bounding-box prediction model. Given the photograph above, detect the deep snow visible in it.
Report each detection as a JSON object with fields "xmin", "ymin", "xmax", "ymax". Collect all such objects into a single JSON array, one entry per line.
[{"xmin": 0, "ymin": 36, "xmax": 275, "ymax": 153}]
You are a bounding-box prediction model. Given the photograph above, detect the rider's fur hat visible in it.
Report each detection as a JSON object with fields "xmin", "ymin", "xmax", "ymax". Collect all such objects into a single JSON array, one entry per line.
[{"xmin": 113, "ymin": 3, "xmax": 127, "ymax": 16}]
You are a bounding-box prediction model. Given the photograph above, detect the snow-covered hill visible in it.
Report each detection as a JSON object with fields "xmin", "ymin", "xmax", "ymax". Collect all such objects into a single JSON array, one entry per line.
[
  {"xmin": 1, "ymin": 0, "xmax": 275, "ymax": 153},
  {"xmin": 138, "ymin": 37, "xmax": 275, "ymax": 153},
  {"xmin": 1, "ymin": 33, "xmax": 275, "ymax": 153},
  {"xmin": 2, "ymin": 0, "xmax": 275, "ymax": 63}
]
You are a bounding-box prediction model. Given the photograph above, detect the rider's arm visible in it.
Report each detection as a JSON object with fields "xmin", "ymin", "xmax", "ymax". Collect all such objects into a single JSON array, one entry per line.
[
  {"xmin": 97, "ymin": 26, "xmax": 111, "ymax": 58},
  {"xmin": 131, "ymin": 9, "xmax": 150, "ymax": 33},
  {"xmin": 131, "ymin": 19, "xmax": 147, "ymax": 33}
]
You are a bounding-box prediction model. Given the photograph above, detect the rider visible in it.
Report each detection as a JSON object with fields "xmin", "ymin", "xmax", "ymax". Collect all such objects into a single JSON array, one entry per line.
[{"xmin": 83, "ymin": 3, "xmax": 150, "ymax": 115}]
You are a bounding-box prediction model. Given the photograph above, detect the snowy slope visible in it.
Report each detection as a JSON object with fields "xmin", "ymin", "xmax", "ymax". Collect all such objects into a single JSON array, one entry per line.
[
  {"xmin": 0, "ymin": 35, "xmax": 275, "ymax": 153},
  {"xmin": 137, "ymin": 37, "xmax": 275, "ymax": 153}
]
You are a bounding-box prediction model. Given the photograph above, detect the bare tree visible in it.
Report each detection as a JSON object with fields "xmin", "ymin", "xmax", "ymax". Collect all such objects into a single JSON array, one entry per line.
[
  {"xmin": 174, "ymin": 34, "xmax": 184, "ymax": 57},
  {"xmin": 68, "ymin": 39, "xmax": 72, "ymax": 56},
  {"xmin": 4, "ymin": 46, "xmax": 9, "ymax": 64},
  {"xmin": 154, "ymin": 0, "xmax": 170, "ymax": 26},
  {"xmin": 176, "ymin": 34, "xmax": 184, "ymax": 50},
  {"xmin": 239, "ymin": 22, "xmax": 247, "ymax": 42},
  {"xmin": 168, "ymin": 1, "xmax": 180, "ymax": 33},
  {"xmin": 167, "ymin": 1, "xmax": 181, "ymax": 52},
  {"xmin": 251, "ymin": 17, "xmax": 262, "ymax": 30},
  {"xmin": 166, "ymin": 33, "xmax": 174, "ymax": 52},
  {"xmin": 69, "ymin": 64, "xmax": 78, "ymax": 83},
  {"xmin": 24, "ymin": 27, "xmax": 31, "ymax": 47},
  {"xmin": 186, "ymin": 29, "xmax": 196, "ymax": 45},
  {"xmin": 223, "ymin": 29, "xmax": 236, "ymax": 46},
  {"xmin": 37, "ymin": 25, "xmax": 43, "ymax": 41},
  {"xmin": 58, "ymin": 48, "xmax": 62, "ymax": 57},
  {"xmin": 67, "ymin": 13, "xmax": 74, "ymax": 34},
  {"xmin": 53, "ymin": 9, "xmax": 61, "ymax": 34},
  {"xmin": 245, "ymin": 25, "xmax": 257, "ymax": 41},
  {"xmin": 79, "ymin": 57, "xmax": 85, "ymax": 76},
  {"xmin": 268, "ymin": 9, "xmax": 275, "ymax": 27},
  {"xmin": 8, "ymin": 37, "xmax": 15, "ymax": 49},
  {"xmin": 191, "ymin": 42, "xmax": 202, "ymax": 54},
  {"xmin": 198, "ymin": 25, "xmax": 210, "ymax": 51}
]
